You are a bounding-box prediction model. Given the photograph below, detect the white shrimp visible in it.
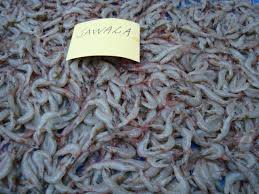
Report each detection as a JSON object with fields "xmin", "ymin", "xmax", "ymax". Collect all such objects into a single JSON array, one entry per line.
[
  {"xmin": 181, "ymin": 128, "xmax": 193, "ymax": 151},
  {"xmin": 224, "ymin": 172, "xmax": 245, "ymax": 194},
  {"xmin": 32, "ymin": 150, "xmax": 51, "ymax": 179},
  {"xmin": 54, "ymin": 181, "xmax": 78, "ymax": 193},
  {"xmin": 200, "ymin": 143, "xmax": 225, "ymax": 160},
  {"xmin": 42, "ymin": 133, "xmax": 57, "ymax": 156},
  {"xmin": 142, "ymin": 90, "xmax": 158, "ymax": 109},
  {"xmin": 117, "ymin": 96, "xmax": 140, "ymax": 128},
  {"xmin": 0, "ymin": 109, "xmax": 9, "ymax": 122},
  {"xmin": 0, "ymin": 153, "xmax": 13, "ymax": 179},
  {"xmin": 213, "ymin": 115, "xmax": 233, "ymax": 142},
  {"xmin": 153, "ymin": 111, "xmax": 174, "ymax": 139},
  {"xmin": 17, "ymin": 101, "xmax": 34, "ymax": 124},
  {"xmin": 36, "ymin": 112, "xmax": 60, "ymax": 135},
  {"xmin": 55, "ymin": 143, "xmax": 81, "ymax": 158},
  {"xmin": 177, "ymin": 88, "xmax": 202, "ymax": 107},
  {"xmin": 195, "ymin": 84, "xmax": 229, "ymax": 105},
  {"xmin": 21, "ymin": 150, "xmax": 42, "ymax": 190},
  {"xmin": 137, "ymin": 132, "xmax": 161, "ymax": 157},
  {"xmin": 105, "ymin": 143, "xmax": 136, "ymax": 159},
  {"xmin": 0, "ymin": 126, "xmax": 27, "ymax": 144},
  {"xmin": 163, "ymin": 166, "xmax": 190, "ymax": 194},
  {"xmin": 102, "ymin": 169, "xmax": 134, "ymax": 194},
  {"xmin": 140, "ymin": 170, "xmax": 160, "ymax": 192},
  {"xmin": 87, "ymin": 160, "xmax": 136, "ymax": 172}
]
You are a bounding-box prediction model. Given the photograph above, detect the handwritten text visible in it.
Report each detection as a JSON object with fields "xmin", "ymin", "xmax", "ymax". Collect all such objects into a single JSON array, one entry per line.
[{"xmin": 76, "ymin": 26, "xmax": 132, "ymax": 38}]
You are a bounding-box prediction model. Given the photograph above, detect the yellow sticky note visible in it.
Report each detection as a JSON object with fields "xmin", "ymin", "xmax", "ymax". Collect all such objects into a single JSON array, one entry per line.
[{"xmin": 66, "ymin": 18, "xmax": 140, "ymax": 62}]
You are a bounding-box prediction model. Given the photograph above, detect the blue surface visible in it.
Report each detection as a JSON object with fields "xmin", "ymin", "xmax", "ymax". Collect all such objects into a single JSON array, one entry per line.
[
  {"xmin": 219, "ymin": 176, "xmax": 225, "ymax": 188},
  {"xmin": 76, "ymin": 164, "xmax": 85, "ymax": 174},
  {"xmin": 252, "ymin": 0, "xmax": 259, "ymax": 4},
  {"xmin": 191, "ymin": 142, "xmax": 200, "ymax": 150},
  {"xmin": 165, "ymin": 12, "xmax": 172, "ymax": 20},
  {"xmin": 136, "ymin": 156, "xmax": 146, "ymax": 161},
  {"xmin": 1, "ymin": 143, "xmax": 9, "ymax": 151}
]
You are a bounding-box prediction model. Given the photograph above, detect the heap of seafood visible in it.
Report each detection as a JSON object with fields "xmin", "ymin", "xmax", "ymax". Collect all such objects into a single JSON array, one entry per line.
[{"xmin": 0, "ymin": 0, "xmax": 258, "ymax": 193}]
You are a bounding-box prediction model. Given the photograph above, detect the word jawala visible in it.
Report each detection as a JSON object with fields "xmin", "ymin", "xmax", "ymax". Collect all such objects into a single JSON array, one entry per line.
[{"xmin": 76, "ymin": 26, "xmax": 132, "ymax": 38}]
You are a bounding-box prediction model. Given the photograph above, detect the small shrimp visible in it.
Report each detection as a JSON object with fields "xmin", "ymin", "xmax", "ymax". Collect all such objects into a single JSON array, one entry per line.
[
  {"xmin": 32, "ymin": 150, "xmax": 51, "ymax": 179},
  {"xmin": 0, "ymin": 126, "xmax": 27, "ymax": 144},
  {"xmin": 36, "ymin": 112, "xmax": 60, "ymax": 135},
  {"xmin": 144, "ymin": 166, "xmax": 161, "ymax": 178},
  {"xmin": 147, "ymin": 156, "xmax": 170, "ymax": 168},
  {"xmin": 228, "ymin": 74, "xmax": 249, "ymax": 93},
  {"xmin": 0, "ymin": 109, "xmax": 9, "ymax": 122},
  {"xmin": 117, "ymin": 159, "xmax": 148, "ymax": 169},
  {"xmin": 21, "ymin": 150, "xmax": 42, "ymax": 190},
  {"xmin": 214, "ymin": 89, "xmax": 241, "ymax": 98},
  {"xmin": 117, "ymin": 96, "xmax": 140, "ymax": 128},
  {"xmin": 102, "ymin": 169, "xmax": 134, "ymax": 194},
  {"xmin": 95, "ymin": 63, "xmax": 117, "ymax": 85},
  {"xmin": 192, "ymin": 161, "xmax": 208, "ymax": 193},
  {"xmin": 238, "ymin": 133, "xmax": 254, "ymax": 152},
  {"xmin": 55, "ymin": 143, "xmax": 81, "ymax": 158},
  {"xmin": 105, "ymin": 143, "xmax": 136, "ymax": 159},
  {"xmin": 137, "ymin": 132, "xmax": 161, "ymax": 157},
  {"xmin": 95, "ymin": 108, "xmax": 114, "ymax": 129},
  {"xmin": 0, "ymin": 153, "xmax": 13, "ymax": 179},
  {"xmin": 172, "ymin": 165, "xmax": 190, "ymax": 194},
  {"xmin": 54, "ymin": 181, "xmax": 78, "ymax": 193},
  {"xmin": 107, "ymin": 87, "xmax": 124, "ymax": 112},
  {"xmin": 42, "ymin": 133, "xmax": 57, "ymax": 156},
  {"xmin": 195, "ymin": 111, "xmax": 209, "ymax": 132},
  {"xmin": 150, "ymin": 135, "xmax": 175, "ymax": 151},
  {"xmin": 42, "ymin": 17, "xmax": 62, "ymax": 30},
  {"xmin": 82, "ymin": 122, "xmax": 105, "ymax": 151},
  {"xmin": 17, "ymin": 64, "xmax": 32, "ymax": 86},
  {"xmin": 45, "ymin": 185, "xmax": 55, "ymax": 194},
  {"xmin": 153, "ymin": 111, "xmax": 174, "ymax": 139},
  {"xmin": 151, "ymin": 45, "xmax": 182, "ymax": 63},
  {"xmin": 41, "ymin": 26, "xmax": 59, "ymax": 38},
  {"xmin": 70, "ymin": 60, "xmax": 83, "ymax": 83},
  {"xmin": 142, "ymin": 90, "xmax": 158, "ymax": 109},
  {"xmin": 200, "ymin": 143, "xmax": 225, "ymax": 160},
  {"xmin": 17, "ymin": 101, "xmax": 34, "ymax": 124},
  {"xmin": 181, "ymin": 128, "xmax": 192, "ymax": 151},
  {"xmin": 69, "ymin": 79, "xmax": 82, "ymax": 99},
  {"xmin": 44, "ymin": 157, "xmax": 73, "ymax": 184},
  {"xmin": 140, "ymin": 170, "xmax": 160, "ymax": 192},
  {"xmin": 177, "ymin": 88, "xmax": 202, "ymax": 107},
  {"xmin": 86, "ymin": 160, "xmax": 136, "ymax": 172},
  {"xmin": 44, "ymin": 168, "xmax": 66, "ymax": 184},
  {"xmin": 48, "ymin": 93, "xmax": 59, "ymax": 112},
  {"xmin": 213, "ymin": 115, "xmax": 233, "ymax": 142},
  {"xmin": 234, "ymin": 152, "xmax": 257, "ymax": 168},
  {"xmin": 157, "ymin": 88, "xmax": 176, "ymax": 105},
  {"xmin": 142, "ymin": 109, "xmax": 157, "ymax": 125},
  {"xmin": 233, "ymin": 160, "xmax": 258, "ymax": 190},
  {"xmin": 195, "ymin": 84, "xmax": 229, "ymax": 105},
  {"xmin": 224, "ymin": 172, "xmax": 245, "ymax": 194}
]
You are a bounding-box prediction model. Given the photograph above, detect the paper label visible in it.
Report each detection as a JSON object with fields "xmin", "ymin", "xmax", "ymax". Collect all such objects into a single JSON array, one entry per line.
[{"xmin": 66, "ymin": 18, "xmax": 140, "ymax": 62}]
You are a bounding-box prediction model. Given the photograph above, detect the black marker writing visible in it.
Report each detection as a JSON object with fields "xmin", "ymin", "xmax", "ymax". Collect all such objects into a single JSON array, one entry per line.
[
  {"xmin": 96, "ymin": 27, "xmax": 106, "ymax": 34},
  {"xmin": 112, "ymin": 26, "xmax": 122, "ymax": 34},
  {"xmin": 76, "ymin": 28, "xmax": 90, "ymax": 38},
  {"xmin": 123, "ymin": 28, "xmax": 131, "ymax": 37},
  {"xmin": 103, "ymin": 26, "xmax": 112, "ymax": 34},
  {"xmin": 76, "ymin": 26, "xmax": 132, "ymax": 38}
]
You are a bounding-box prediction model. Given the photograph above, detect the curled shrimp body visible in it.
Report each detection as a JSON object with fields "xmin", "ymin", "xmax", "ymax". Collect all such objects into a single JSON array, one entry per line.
[{"xmin": 0, "ymin": 1, "xmax": 258, "ymax": 193}]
